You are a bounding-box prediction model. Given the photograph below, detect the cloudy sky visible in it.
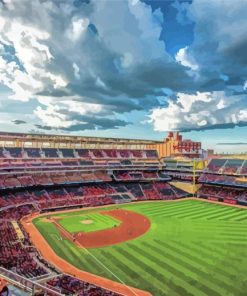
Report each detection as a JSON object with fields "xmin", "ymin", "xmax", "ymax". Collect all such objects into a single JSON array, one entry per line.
[{"xmin": 0, "ymin": 0, "xmax": 247, "ymax": 152}]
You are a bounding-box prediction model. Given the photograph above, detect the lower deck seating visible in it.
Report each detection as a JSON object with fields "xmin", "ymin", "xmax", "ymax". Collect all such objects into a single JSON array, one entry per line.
[
  {"xmin": 0, "ymin": 180, "xmax": 188, "ymax": 294},
  {"xmin": 198, "ymin": 184, "xmax": 247, "ymax": 202},
  {"xmin": 46, "ymin": 275, "xmax": 120, "ymax": 295}
]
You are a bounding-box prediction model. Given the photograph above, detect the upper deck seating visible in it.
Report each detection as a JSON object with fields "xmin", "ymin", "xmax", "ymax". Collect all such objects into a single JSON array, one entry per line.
[
  {"xmin": 158, "ymin": 171, "xmax": 169, "ymax": 179},
  {"xmin": 0, "ymin": 159, "xmax": 10, "ymax": 167},
  {"xmin": 143, "ymin": 171, "xmax": 158, "ymax": 179},
  {"xmin": 129, "ymin": 172, "xmax": 143, "ymax": 180},
  {"xmin": 94, "ymin": 170, "xmax": 111, "ymax": 181},
  {"xmin": 207, "ymin": 159, "xmax": 226, "ymax": 172},
  {"xmin": 6, "ymin": 147, "xmax": 22, "ymax": 158},
  {"xmin": 4, "ymin": 177, "xmax": 21, "ymax": 188},
  {"xmin": 92, "ymin": 149, "xmax": 105, "ymax": 158},
  {"xmin": 79, "ymin": 160, "xmax": 94, "ymax": 166},
  {"xmin": 222, "ymin": 159, "xmax": 244, "ymax": 174},
  {"xmin": 104, "ymin": 149, "xmax": 118, "ymax": 158},
  {"xmin": 114, "ymin": 171, "xmax": 131, "ymax": 180},
  {"xmin": 0, "ymin": 147, "xmax": 5, "ymax": 158},
  {"xmin": 76, "ymin": 149, "xmax": 90, "ymax": 158},
  {"xmin": 61, "ymin": 160, "xmax": 79, "ymax": 166},
  {"xmin": 108, "ymin": 161, "xmax": 121, "ymax": 167},
  {"xmin": 66, "ymin": 172, "xmax": 84, "ymax": 183},
  {"xmin": 60, "ymin": 149, "xmax": 75, "ymax": 158},
  {"xmin": 240, "ymin": 163, "xmax": 247, "ymax": 174},
  {"xmin": 17, "ymin": 175, "xmax": 35, "ymax": 187},
  {"xmin": 33, "ymin": 173, "xmax": 53, "ymax": 185},
  {"xmin": 43, "ymin": 148, "xmax": 59, "ymax": 158},
  {"xmin": 8, "ymin": 160, "xmax": 25, "ymax": 168},
  {"xmin": 146, "ymin": 150, "xmax": 158, "ymax": 158},
  {"xmin": 24, "ymin": 148, "xmax": 41, "ymax": 158},
  {"xmin": 132, "ymin": 150, "xmax": 143, "ymax": 158},
  {"xmin": 120, "ymin": 159, "xmax": 132, "ymax": 165},
  {"xmin": 118, "ymin": 150, "xmax": 131, "ymax": 158},
  {"xmin": 51, "ymin": 173, "xmax": 68, "ymax": 184}
]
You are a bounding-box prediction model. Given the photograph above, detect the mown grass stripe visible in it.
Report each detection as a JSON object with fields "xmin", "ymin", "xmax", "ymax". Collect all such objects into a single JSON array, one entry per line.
[
  {"xmin": 158, "ymin": 239, "xmax": 239, "ymax": 279},
  {"xmin": 100, "ymin": 250, "xmax": 166, "ymax": 295},
  {"xmin": 141, "ymin": 200, "xmax": 206, "ymax": 213},
  {"xmin": 152, "ymin": 240, "xmax": 242, "ymax": 295},
  {"xmin": 120, "ymin": 245, "xmax": 202, "ymax": 296},
  {"xmin": 176, "ymin": 208, "xmax": 226, "ymax": 219},
  {"xmin": 156, "ymin": 204, "xmax": 209, "ymax": 218},
  {"xmin": 189, "ymin": 207, "xmax": 240, "ymax": 220},
  {"xmin": 143, "ymin": 241, "xmax": 228, "ymax": 296},
  {"xmin": 217, "ymin": 211, "xmax": 247, "ymax": 221},
  {"xmin": 115, "ymin": 246, "xmax": 179, "ymax": 296},
  {"xmin": 140, "ymin": 201, "xmax": 202, "ymax": 214},
  {"xmin": 227, "ymin": 212, "xmax": 247, "ymax": 221},
  {"xmin": 126, "ymin": 243, "xmax": 212, "ymax": 296},
  {"xmin": 200, "ymin": 208, "xmax": 241, "ymax": 220},
  {"xmin": 172, "ymin": 240, "xmax": 242, "ymax": 276}
]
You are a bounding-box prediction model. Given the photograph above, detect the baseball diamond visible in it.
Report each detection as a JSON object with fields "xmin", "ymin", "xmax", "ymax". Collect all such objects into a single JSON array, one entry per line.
[{"xmin": 27, "ymin": 199, "xmax": 247, "ymax": 296}]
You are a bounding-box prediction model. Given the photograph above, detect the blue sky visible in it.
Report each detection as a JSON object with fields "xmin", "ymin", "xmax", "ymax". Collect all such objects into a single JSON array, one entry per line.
[{"xmin": 0, "ymin": 0, "xmax": 247, "ymax": 153}]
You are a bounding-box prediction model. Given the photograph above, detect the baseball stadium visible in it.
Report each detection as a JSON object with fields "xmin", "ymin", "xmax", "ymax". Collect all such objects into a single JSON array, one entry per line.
[{"xmin": 0, "ymin": 131, "xmax": 247, "ymax": 296}]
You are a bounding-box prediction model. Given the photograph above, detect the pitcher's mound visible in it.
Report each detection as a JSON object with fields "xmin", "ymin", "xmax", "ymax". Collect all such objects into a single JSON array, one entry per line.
[{"xmin": 81, "ymin": 220, "xmax": 93, "ymax": 225}]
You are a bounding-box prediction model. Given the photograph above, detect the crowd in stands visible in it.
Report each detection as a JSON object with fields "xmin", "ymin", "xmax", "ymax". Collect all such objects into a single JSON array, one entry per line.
[
  {"xmin": 0, "ymin": 177, "xmax": 187, "ymax": 295},
  {"xmin": 206, "ymin": 158, "xmax": 247, "ymax": 175},
  {"xmin": 0, "ymin": 145, "xmax": 193, "ymax": 295},
  {"xmin": 0, "ymin": 167, "xmax": 172, "ymax": 190},
  {"xmin": 113, "ymin": 182, "xmax": 187, "ymax": 201},
  {"xmin": 113, "ymin": 170, "xmax": 170, "ymax": 181},
  {"xmin": 0, "ymin": 220, "xmax": 47, "ymax": 278},
  {"xmin": 164, "ymin": 171, "xmax": 199, "ymax": 182},
  {"xmin": 0, "ymin": 219, "xmax": 121, "ymax": 295},
  {"xmin": 0, "ymin": 158, "xmax": 162, "ymax": 170},
  {"xmin": 46, "ymin": 275, "xmax": 120, "ymax": 295},
  {"xmin": 0, "ymin": 182, "xmax": 187, "ymax": 213},
  {"xmin": 0, "ymin": 147, "xmax": 158, "ymax": 160},
  {"xmin": 0, "ymin": 171, "xmax": 113, "ymax": 189},
  {"xmin": 197, "ymin": 185, "xmax": 247, "ymax": 203},
  {"xmin": 199, "ymin": 173, "xmax": 247, "ymax": 187},
  {"xmin": 196, "ymin": 158, "xmax": 247, "ymax": 205},
  {"xmin": 163, "ymin": 160, "xmax": 194, "ymax": 171}
]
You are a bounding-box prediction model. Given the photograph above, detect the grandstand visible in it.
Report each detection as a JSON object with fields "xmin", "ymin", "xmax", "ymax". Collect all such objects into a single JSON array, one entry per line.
[
  {"xmin": 198, "ymin": 158, "xmax": 247, "ymax": 205},
  {"xmin": 0, "ymin": 132, "xmax": 189, "ymax": 295},
  {"xmin": 1, "ymin": 131, "xmax": 247, "ymax": 295}
]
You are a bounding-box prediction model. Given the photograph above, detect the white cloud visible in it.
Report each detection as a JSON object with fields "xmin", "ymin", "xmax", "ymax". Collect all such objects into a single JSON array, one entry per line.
[
  {"xmin": 149, "ymin": 91, "xmax": 247, "ymax": 132},
  {"xmin": 1, "ymin": 0, "xmax": 247, "ymax": 134},
  {"xmin": 0, "ymin": 0, "xmax": 170, "ymax": 131},
  {"xmin": 73, "ymin": 62, "xmax": 80, "ymax": 80},
  {"xmin": 67, "ymin": 17, "xmax": 89, "ymax": 41},
  {"xmin": 34, "ymin": 105, "xmax": 78, "ymax": 129},
  {"xmin": 63, "ymin": 100, "xmax": 103, "ymax": 115},
  {"xmin": 175, "ymin": 47, "xmax": 198, "ymax": 71}
]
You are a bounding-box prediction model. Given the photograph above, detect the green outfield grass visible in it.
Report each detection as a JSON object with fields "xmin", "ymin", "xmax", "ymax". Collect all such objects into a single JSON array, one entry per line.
[
  {"xmin": 33, "ymin": 199, "xmax": 247, "ymax": 296},
  {"xmin": 57, "ymin": 212, "xmax": 120, "ymax": 233}
]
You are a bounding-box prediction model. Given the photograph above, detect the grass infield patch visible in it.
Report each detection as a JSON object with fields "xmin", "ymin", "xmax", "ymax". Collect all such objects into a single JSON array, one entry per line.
[{"xmin": 40, "ymin": 212, "xmax": 120, "ymax": 234}]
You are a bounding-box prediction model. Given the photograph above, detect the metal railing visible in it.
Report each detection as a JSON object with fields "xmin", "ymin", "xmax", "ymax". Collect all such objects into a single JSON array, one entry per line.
[{"xmin": 0, "ymin": 267, "xmax": 64, "ymax": 295}]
